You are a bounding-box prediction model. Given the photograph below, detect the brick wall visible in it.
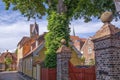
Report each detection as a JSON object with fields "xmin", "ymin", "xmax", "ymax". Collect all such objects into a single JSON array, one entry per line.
[
  {"xmin": 81, "ymin": 38, "xmax": 95, "ymax": 65},
  {"xmin": 92, "ymin": 22, "xmax": 120, "ymax": 80}
]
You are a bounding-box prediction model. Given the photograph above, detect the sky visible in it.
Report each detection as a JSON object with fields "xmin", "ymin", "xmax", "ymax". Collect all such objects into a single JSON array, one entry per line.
[{"xmin": 0, "ymin": 1, "xmax": 120, "ymax": 53}]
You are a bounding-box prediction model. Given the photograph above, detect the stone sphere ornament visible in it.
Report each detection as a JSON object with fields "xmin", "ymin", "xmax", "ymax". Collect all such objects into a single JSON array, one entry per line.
[
  {"xmin": 61, "ymin": 39, "xmax": 66, "ymax": 45},
  {"xmin": 100, "ymin": 11, "xmax": 113, "ymax": 23}
]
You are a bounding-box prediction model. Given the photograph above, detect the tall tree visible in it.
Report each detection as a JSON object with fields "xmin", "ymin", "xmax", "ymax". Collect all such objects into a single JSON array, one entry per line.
[
  {"xmin": 5, "ymin": 57, "xmax": 12, "ymax": 70},
  {"xmin": 2, "ymin": 0, "xmax": 119, "ymax": 68}
]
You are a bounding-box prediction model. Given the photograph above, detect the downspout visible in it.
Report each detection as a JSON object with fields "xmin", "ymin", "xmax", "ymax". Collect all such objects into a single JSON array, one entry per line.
[
  {"xmin": 22, "ymin": 59, "xmax": 23, "ymax": 74},
  {"xmin": 32, "ymin": 53, "xmax": 33, "ymax": 79}
]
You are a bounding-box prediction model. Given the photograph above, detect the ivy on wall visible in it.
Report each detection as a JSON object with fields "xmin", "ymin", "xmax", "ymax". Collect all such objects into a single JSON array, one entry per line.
[{"xmin": 45, "ymin": 12, "xmax": 70, "ymax": 68}]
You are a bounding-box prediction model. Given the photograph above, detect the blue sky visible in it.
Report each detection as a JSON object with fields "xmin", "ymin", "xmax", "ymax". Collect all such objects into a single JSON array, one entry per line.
[{"xmin": 0, "ymin": 1, "xmax": 120, "ymax": 52}]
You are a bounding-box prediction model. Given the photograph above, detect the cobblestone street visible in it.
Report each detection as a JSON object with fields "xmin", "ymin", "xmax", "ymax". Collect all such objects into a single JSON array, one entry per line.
[{"xmin": 0, "ymin": 71, "xmax": 24, "ymax": 80}]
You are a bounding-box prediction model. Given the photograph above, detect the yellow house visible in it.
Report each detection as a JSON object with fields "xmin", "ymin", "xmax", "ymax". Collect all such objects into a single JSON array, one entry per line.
[
  {"xmin": 17, "ymin": 37, "xmax": 30, "ymax": 72},
  {"xmin": 21, "ymin": 42, "xmax": 45, "ymax": 80},
  {"xmin": 17, "ymin": 22, "xmax": 39, "ymax": 74}
]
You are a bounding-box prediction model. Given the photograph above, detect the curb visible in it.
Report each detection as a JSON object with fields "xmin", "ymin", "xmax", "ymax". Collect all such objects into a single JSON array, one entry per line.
[
  {"xmin": 17, "ymin": 72, "xmax": 33, "ymax": 80},
  {"xmin": 17, "ymin": 72, "xmax": 27, "ymax": 80}
]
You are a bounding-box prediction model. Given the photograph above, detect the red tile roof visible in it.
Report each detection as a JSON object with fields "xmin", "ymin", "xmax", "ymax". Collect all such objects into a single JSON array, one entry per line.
[
  {"xmin": 23, "ymin": 41, "xmax": 45, "ymax": 58},
  {"xmin": 17, "ymin": 37, "xmax": 30, "ymax": 47},
  {"xmin": 70, "ymin": 36, "xmax": 86, "ymax": 42},
  {"xmin": 21, "ymin": 34, "xmax": 85, "ymax": 59},
  {"xmin": 23, "ymin": 33, "xmax": 46, "ymax": 58}
]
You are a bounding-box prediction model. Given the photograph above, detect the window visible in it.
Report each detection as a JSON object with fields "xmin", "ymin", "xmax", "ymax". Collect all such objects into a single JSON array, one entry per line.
[
  {"xmin": 36, "ymin": 41, "xmax": 38, "ymax": 47},
  {"xmin": 88, "ymin": 47, "xmax": 92, "ymax": 54},
  {"xmin": 31, "ymin": 46, "xmax": 32, "ymax": 51}
]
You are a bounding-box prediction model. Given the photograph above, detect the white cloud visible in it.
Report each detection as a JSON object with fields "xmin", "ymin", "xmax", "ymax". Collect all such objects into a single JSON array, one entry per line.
[
  {"xmin": 0, "ymin": 11, "xmax": 48, "ymax": 52},
  {"xmin": 0, "ymin": 1, "xmax": 48, "ymax": 52},
  {"xmin": 70, "ymin": 19, "xmax": 120, "ymax": 37},
  {"xmin": 0, "ymin": 20, "xmax": 48, "ymax": 51}
]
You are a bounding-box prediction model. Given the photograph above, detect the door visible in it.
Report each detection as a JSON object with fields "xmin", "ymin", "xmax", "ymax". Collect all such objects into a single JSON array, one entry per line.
[{"xmin": 37, "ymin": 64, "xmax": 40, "ymax": 80}]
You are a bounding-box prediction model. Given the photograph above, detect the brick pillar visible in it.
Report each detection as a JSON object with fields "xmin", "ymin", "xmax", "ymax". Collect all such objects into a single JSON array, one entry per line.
[
  {"xmin": 56, "ymin": 39, "xmax": 71, "ymax": 80},
  {"xmin": 92, "ymin": 12, "xmax": 120, "ymax": 80}
]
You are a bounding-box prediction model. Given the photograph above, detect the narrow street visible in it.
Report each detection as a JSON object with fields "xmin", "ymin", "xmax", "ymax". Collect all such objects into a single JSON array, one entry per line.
[{"xmin": 0, "ymin": 71, "xmax": 24, "ymax": 80}]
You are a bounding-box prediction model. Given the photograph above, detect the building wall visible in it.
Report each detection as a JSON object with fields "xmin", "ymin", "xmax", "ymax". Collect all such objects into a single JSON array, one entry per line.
[
  {"xmin": 33, "ymin": 66, "xmax": 37, "ymax": 79},
  {"xmin": 17, "ymin": 45, "xmax": 23, "ymax": 72},
  {"xmin": 70, "ymin": 49, "xmax": 81, "ymax": 66},
  {"xmin": 23, "ymin": 56, "xmax": 33, "ymax": 78},
  {"xmin": 81, "ymin": 38, "xmax": 95, "ymax": 65},
  {"xmin": 93, "ymin": 36, "xmax": 120, "ymax": 80},
  {"xmin": 0, "ymin": 63, "xmax": 5, "ymax": 71},
  {"xmin": 36, "ymin": 64, "xmax": 40, "ymax": 80}
]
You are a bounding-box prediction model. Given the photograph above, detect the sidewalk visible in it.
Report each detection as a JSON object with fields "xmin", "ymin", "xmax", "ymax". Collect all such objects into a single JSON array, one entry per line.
[
  {"xmin": 17, "ymin": 72, "xmax": 33, "ymax": 80},
  {"xmin": 0, "ymin": 71, "xmax": 26, "ymax": 80}
]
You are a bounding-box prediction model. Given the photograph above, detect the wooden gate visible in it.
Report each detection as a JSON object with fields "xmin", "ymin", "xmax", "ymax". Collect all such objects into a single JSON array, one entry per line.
[
  {"xmin": 41, "ymin": 68, "xmax": 56, "ymax": 80},
  {"xmin": 69, "ymin": 62, "xmax": 96, "ymax": 80},
  {"xmin": 41, "ymin": 63, "xmax": 96, "ymax": 80}
]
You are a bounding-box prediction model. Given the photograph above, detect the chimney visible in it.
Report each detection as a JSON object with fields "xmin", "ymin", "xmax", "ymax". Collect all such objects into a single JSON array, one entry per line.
[
  {"xmin": 30, "ymin": 22, "xmax": 39, "ymax": 38},
  {"xmin": 6, "ymin": 50, "xmax": 8, "ymax": 52},
  {"xmin": 36, "ymin": 40, "xmax": 39, "ymax": 47}
]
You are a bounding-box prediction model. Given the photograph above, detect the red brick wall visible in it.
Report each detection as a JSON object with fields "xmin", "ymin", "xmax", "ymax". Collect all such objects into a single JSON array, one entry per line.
[{"xmin": 81, "ymin": 38, "xmax": 95, "ymax": 65}]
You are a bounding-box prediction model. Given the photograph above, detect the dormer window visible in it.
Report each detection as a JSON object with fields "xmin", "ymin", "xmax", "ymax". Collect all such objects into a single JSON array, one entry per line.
[
  {"xmin": 31, "ymin": 46, "xmax": 32, "ymax": 51},
  {"xmin": 36, "ymin": 41, "xmax": 38, "ymax": 47}
]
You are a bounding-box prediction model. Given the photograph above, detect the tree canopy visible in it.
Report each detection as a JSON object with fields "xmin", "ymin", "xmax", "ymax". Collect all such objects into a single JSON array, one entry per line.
[
  {"xmin": 5, "ymin": 57, "xmax": 12, "ymax": 65},
  {"xmin": 2, "ymin": 0, "xmax": 118, "ymax": 22}
]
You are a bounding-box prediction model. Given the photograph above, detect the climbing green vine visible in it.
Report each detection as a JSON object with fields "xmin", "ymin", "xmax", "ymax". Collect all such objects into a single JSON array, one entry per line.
[{"xmin": 45, "ymin": 12, "xmax": 70, "ymax": 68}]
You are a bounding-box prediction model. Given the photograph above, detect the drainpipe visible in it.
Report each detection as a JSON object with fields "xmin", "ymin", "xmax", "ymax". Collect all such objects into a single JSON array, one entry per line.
[
  {"xmin": 32, "ymin": 53, "xmax": 33, "ymax": 80},
  {"xmin": 22, "ymin": 59, "xmax": 23, "ymax": 75}
]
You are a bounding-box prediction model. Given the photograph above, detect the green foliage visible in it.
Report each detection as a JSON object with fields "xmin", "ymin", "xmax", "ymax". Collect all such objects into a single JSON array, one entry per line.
[
  {"xmin": 79, "ymin": 56, "xmax": 85, "ymax": 65},
  {"xmin": 15, "ymin": 48, "xmax": 18, "ymax": 54},
  {"xmin": 45, "ymin": 53, "xmax": 56, "ymax": 68},
  {"xmin": 89, "ymin": 59, "xmax": 95, "ymax": 66},
  {"xmin": 2, "ymin": 0, "xmax": 118, "ymax": 21},
  {"xmin": 72, "ymin": 0, "xmax": 116, "ymax": 22},
  {"xmin": 2, "ymin": 0, "xmax": 46, "ymax": 20},
  {"xmin": 45, "ymin": 12, "xmax": 70, "ymax": 68},
  {"xmin": 6, "ymin": 68, "xmax": 12, "ymax": 71},
  {"xmin": 5, "ymin": 57, "xmax": 12, "ymax": 65}
]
